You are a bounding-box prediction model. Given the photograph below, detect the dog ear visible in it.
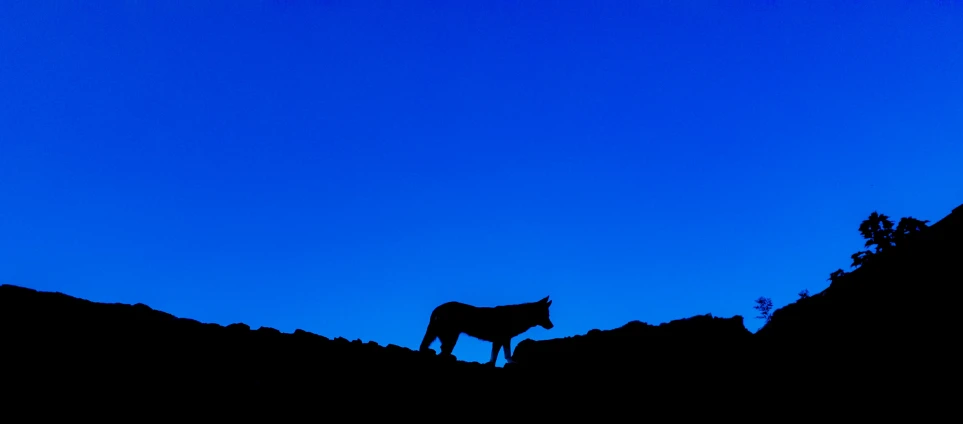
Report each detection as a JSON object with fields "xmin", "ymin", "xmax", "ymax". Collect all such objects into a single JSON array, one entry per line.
[{"xmin": 540, "ymin": 296, "xmax": 550, "ymax": 304}]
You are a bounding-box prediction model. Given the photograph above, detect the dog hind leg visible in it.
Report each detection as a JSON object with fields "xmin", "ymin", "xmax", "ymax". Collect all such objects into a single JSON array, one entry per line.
[
  {"xmin": 502, "ymin": 340, "xmax": 515, "ymax": 364},
  {"xmin": 419, "ymin": 323, "xmax": 437, "ymax": 352}
]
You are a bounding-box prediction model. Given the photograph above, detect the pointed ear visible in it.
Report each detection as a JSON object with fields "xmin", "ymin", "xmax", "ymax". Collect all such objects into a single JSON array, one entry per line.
[{"xmin": 540, "ymin": 296, "xmax": 550, "ymax": 303}]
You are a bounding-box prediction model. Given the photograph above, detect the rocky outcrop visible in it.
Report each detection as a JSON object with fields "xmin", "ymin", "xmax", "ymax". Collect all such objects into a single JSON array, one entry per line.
[{"xmin": 512, "ymin": 314, "xmax": 753, "ymax": 374}]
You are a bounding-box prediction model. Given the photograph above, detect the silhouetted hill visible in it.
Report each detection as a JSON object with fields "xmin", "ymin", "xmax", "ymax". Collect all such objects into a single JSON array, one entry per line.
[
  {"xmin": 757, "ymin": 202, "xmax": 963, "ymax": 367},
  {"xmin": 4, "ymin": 202, "xmax": 962, "ymax": 414}
]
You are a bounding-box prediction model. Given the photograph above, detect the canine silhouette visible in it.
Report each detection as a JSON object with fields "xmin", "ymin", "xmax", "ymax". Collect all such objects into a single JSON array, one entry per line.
[{"xmin": 419, "ymin": 296, "xmax": 554, "ymax": 366}]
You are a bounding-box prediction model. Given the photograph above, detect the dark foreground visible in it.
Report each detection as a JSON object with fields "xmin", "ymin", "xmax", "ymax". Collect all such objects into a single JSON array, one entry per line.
[{"xmin": 3, "ymin": 203, "xmax": 961, "ymax": 416}]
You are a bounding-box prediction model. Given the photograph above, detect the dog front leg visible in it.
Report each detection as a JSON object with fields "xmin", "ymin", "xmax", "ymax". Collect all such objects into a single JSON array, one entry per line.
[
  {"xmin": 487, "ymin": 342, "xmax": 500, "ymax": 367},
  {"xmin": 502, "ymin": 339, "xmax": 515, "ymax": 364}
]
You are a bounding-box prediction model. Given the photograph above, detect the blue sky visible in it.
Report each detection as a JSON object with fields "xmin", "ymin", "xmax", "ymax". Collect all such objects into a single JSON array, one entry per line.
[{"xmin": 2, "ymin": 1, "xmax": 962, "ymax": 366}]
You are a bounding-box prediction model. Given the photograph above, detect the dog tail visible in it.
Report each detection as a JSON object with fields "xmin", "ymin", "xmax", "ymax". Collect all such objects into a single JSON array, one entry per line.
[{"xmin": 419, "ymin": 309, "xmax": 439, "ymax": 352}]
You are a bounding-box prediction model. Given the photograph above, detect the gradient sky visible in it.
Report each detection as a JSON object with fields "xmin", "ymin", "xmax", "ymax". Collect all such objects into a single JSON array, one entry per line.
[{"xmin": 2, "ymin": 1, "xmax": 962, "ymax": 366}]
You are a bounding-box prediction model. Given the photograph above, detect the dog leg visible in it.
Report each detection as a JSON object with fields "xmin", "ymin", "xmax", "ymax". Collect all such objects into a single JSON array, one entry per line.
[
  {"xmin": 487, "ymin": 342, "xmax": 500, "ymax": 367},
  {"xmin": 502, "ymin": 339, "xmax": 515, "ymax": 364}
]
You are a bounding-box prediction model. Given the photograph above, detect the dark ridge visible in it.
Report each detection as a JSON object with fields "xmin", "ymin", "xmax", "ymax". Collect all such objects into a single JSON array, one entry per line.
[
  {"xmin": 512, "ymin": 314, "xmax": 753, "ymax": 374},
  {"xmin": 0, "ymin": 283, "xmax": 499, "ymax": 373},
  {"xmin": 0, "ymin": 283, "xmax": 510, "ymax": 413},
  {"xmin": 1, "ymin": 283, "xmax": 770, "ymax": 412},
  {"xmin": 3, "ymin": 202, "xmax": 961, "ymax": 414}
]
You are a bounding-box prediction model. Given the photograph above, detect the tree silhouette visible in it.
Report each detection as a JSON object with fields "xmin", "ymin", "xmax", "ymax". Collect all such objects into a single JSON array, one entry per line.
[
  {"xmin": 849, "ymin": 212, "xmax": 930, "ymax": 270},
  {"xmin": 754, "ymin": 296, "xmax": 774, "ymax": 323},
  {"xmin": 893, "ymin": 216, "xmax": 930, "ymax": 246},
  {"xmin": 798, "ymin": 289, "xmax": 810, "ymax": 299},
  {"xmin": 858, "ymin": 211, "xmax": 895, "ymax": 254},
  {"xmin": 827, "ymin": 210, "xmax": 928, "ymax": 293}
]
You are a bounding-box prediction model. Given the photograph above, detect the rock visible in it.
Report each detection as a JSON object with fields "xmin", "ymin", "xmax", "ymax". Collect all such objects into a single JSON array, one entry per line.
[
  {"xmin": 226, "ymin": 323, "xmax": 250, "ymax": 332},
  {"xmin": 256, "ymin": 326, "xmax": 281, "ymax": 334}
]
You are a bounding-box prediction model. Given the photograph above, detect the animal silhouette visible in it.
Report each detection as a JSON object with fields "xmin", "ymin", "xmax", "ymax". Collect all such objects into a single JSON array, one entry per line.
[{"xmin": 419, "ymin": 296, "xmax": 554, "ymax": 366}]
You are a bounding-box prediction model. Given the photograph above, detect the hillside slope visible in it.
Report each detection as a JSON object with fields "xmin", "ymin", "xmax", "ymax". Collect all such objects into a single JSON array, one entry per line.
[
  {"xmin": 757, "ymin": 202, "xmax": 963, "ymax": 361},
  {"xmin": 3, "ymin": 201, "xmax": 961, "ymax": 414},
  {"xmin": 505, "ymin": 201, "xmax": 962, "ymax": 403}
]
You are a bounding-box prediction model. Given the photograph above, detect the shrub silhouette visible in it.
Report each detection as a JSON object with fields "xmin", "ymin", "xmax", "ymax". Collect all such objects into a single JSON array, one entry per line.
[
  {"xmin": 828, "ymin": 268, "xmax": 848, "ymax": 284},
  {"xmin": 754, "ymin": 296, "xmax": 773, "ymax": 323},
  {"xmin": 894, "ymin": 216, "xmax": 930, "ymax": 245}
]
